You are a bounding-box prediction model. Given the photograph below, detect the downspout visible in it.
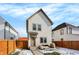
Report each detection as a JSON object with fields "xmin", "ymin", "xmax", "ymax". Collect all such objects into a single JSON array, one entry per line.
[{"xmin": 9, "ymin": 24, "xmax": 10, "ymax": 40}]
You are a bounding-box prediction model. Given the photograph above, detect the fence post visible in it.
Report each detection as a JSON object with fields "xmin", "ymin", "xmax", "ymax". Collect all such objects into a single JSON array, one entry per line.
[{"xmin": 7, "ymin": 40, "xmax": 8, "ymax": 54}]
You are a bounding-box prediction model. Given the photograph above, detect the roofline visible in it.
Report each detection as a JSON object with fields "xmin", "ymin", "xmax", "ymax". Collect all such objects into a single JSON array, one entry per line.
[
  {"xmin": 0, "ymin": 16, "xmax": 18, "ymax": 34},
  {"xmin": 27, "ymin": 8, "xmax": 53, "ymax": 25},
  {"xmin": 5, "ymin": 21, "xmax": 18, "ymax": 34},
  {"xmin": 52, "ymin": 22, "xmax": 79, "ymax": 31}
]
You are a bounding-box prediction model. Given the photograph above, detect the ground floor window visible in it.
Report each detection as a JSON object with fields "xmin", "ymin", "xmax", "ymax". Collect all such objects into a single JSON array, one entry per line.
[
  {"xmin": 40, "ymin": 37, "xmax": 43, "ymax": 43},
  {"xmin": 40, "ymin": 37, "xmax": 47, "ymax": 43}
]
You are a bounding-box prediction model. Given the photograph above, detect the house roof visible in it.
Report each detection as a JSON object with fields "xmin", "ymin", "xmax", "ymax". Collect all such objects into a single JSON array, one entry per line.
[
  {"xmin": 26, "ymin": 9, "xmax": 53, "ymax": 25},
  {"xmin": 52, "ymin": 22, "xmax": 79, "ymax": 31},
  {"xmin": 26, "ymin": 9, "xmax": 53, "ymax": 33},
  {"xmin": 5, "ymin": 22, "xmax": 18, "ymax": 34},
  {"xmin": 18, "ymin": 37, "xmax": 29, "ymax": 41},
  {"xmin": 0, "ymin": 16, "xmax": 18, "ymax": 34}
]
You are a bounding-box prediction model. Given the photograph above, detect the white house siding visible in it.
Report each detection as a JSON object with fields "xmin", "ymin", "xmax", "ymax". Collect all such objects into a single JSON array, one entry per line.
[
  {"xmin": 72, "ymin": 27, "xmax": 79, "ymax": 34},
  {"xmin": 53, "ymin": 26, "xmax": 79, "ymax": 41},
  {"xmin": 28, "ymin": 11, "xmax": 52, "ymax": 47}
]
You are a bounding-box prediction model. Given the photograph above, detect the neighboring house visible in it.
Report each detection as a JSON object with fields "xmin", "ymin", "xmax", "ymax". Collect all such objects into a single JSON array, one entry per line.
[
  {"xmin": 0, "ymin": 16, "xmax": 18, "ymax": 40},
  {"xmin": 26, "ymin": 9, "xmax": 53, "ymax": 47},
  {"xmin": 52, "ymin": 22, "xmax": 79, "ymax": 41}
]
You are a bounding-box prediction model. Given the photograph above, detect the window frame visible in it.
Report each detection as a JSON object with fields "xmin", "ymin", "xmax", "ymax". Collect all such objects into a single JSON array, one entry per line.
[
  {"xmin": 40, "ymin": 37, "xmax": 47, "ymax": 43},
  {"xmin": 38, "ymin": 24, "xmax": 41, "ymax": 31},
  {"xmin": 66, "ymin": 27, "xmax": 68, "ymax": 34},
  {"xmin": 32, "ymin": 24, "xmax": 36, "ymax": 31},
  {"xmin": 60, "ymin": 28, "xmax": 64, "ymax": 35},
  {"xmin": 40, "ymin": 37, "xmax": 43, "ymax": 43},
  {"xmin": 69, "ymin": 27, "xmax": 72, "ymax": 34},
  {"xmin": 44, "ymin": 37, "xmax": 47, "ymax": 43}
]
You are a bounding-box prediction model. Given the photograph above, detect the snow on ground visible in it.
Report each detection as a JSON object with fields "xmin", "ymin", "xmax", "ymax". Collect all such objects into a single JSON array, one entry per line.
[
  {"xmin": 39, "ymin": 47, "xmax": 79, "ymax": 55},
  {"xmin": 57, "ymin": 48, "xmax": 79, "ymax": 55},
  {"xmin": 18, "ymin": 49, "xmax": 33, "ymax": 55},
  {"xmin": 11, "ymin": 49, "xmax": 33, "ymax": 55}
]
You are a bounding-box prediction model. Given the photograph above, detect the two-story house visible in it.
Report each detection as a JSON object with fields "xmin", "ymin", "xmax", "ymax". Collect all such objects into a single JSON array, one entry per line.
[
  {"xmin": 52, "ymin": 22, "xmax": 79, "ymax": 41},
  {"xmin": 0, "ymin": 16, "xmax": 18, "ymax": 40},
  {"xmin": 26, "ymin": 9, "xmax": 53, "ymax": 47}
]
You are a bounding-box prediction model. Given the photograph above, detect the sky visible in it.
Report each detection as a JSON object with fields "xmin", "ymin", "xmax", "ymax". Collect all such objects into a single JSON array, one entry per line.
[{"xmin": 0, "ymin": 3, "xmax": 79, "ymax": 37}]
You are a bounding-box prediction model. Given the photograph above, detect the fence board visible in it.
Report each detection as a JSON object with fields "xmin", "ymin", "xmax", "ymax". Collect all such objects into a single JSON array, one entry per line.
[
  {"xmin": 0, "ymin": 40, "xmax": 16, "ymax": 55},
  {"xmin": 16, "ymin": 40, "xmax": 28, "ymax": 49},
  {"xmin": 54, "ymin": 41, "xmax": 79, "ymax": 50}
]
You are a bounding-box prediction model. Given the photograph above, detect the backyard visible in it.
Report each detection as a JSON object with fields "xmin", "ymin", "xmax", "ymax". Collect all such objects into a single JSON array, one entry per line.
[{"xmin": 11, "ymin": 47, "xmax": 79, "ymax": 55}]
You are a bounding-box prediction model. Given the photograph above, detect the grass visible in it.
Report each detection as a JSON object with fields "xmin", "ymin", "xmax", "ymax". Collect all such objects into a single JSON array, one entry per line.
[{"xmin": 44, "ymin": 51, "xmax": 61, "ymax": 55}]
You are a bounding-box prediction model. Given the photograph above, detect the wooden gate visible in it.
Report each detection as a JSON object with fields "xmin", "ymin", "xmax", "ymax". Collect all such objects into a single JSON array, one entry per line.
[{"xmin": 16, "ymin": 40, "xmax": 28, "ymax": 49}]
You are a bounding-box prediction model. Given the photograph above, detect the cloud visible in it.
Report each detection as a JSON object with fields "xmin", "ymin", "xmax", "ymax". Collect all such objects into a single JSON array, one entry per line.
[
  {"xmin": 7, "ymin": 8, "xmax": 40, "ymax": 17},
  {"xmin": 0, "ymin": 4, "xmax": 65, "ymax": 17},
  {"xmin": 0, "ymin": 3, "xmax": 79, "ymax": 36}
]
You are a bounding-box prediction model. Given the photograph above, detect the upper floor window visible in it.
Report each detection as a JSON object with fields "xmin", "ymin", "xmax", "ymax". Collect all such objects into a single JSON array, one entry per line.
[
  {"xmin": 69, "ymin": 27, "xmax": 72, "ymax": 34},
  {"xmin": 66, "ymin": 27, "xmax": 68, "ymax": 34},
  {"xmin": 60, "ymin": 28, "xmax": 64, "ymax": 35},
  {"xmin": 32, "ymin": 24, "xmax": 41, "ymax": 31},
  {"xmin": 33, "ymin": 24, "xmax": 36, "ymax": 30},
  {"xmin": 38, "ymin": 24, "xmax": 41, "ymax": 31}
]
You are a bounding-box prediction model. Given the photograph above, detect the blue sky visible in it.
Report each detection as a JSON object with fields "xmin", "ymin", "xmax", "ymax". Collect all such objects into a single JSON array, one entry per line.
[{"xmin": 0, "ymin": 3, "xmax": 79, "ymax": 37}]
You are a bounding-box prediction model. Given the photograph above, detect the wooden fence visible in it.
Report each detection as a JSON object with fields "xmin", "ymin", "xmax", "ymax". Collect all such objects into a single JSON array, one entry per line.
[
  {"xmin": 0, "ymin": 40, "xmax": 16, "ymax": 55},
  {"xmin": 54, "ymin": 41, "xmax": 79, "ymax": 50},
  {"xmin": 16, "ymin": 40, "xmax": 28, "ymax": 49}
]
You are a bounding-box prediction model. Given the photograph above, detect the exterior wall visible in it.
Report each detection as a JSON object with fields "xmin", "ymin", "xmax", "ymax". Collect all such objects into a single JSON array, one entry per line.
[
  {"xmin": 0, "ymin": 17, "xmax": 5, "ymax": 39},
  {"xmin": 0, "ymin": 24, "xmax": 5, "ymax": 39},
  {"xmin": 72, "ymin": 27, "xmax": 79, "ymax": 34},
  {"xmin": 0, "ymin": 17, "xmax": 18, "ymax": 40},
  {"xmin": 28, "ymin": 12, "xmax": 52, "ymax": 47},
  {"xmin": 5, "ymin": 25, "xmax": 18, "ymax": 40},
  {"xmin": 53, "ymin": 26, "xmax": 79, "ymax": 41}
]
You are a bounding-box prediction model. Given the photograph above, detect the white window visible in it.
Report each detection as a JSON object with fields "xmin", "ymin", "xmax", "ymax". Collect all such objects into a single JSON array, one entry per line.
[
  {"xmin": 33, "ymin": 24, "xmax": 36, "ymax": 30},
  {"xmin": 69, "ymin": 27, "xmax": 72, "ymax": 34},
  {"xmin": 38, "ymin": 24, "xmax": 41, "ymax": 31},
  {"xmin": 32, "ymin": 24, "xmax": 41, "ymax": 31},
  {"xmin": 60, "ymin": 28, "xmax": 64, "ymax": 35},
  {"xmin": 40, "ymin": 37, "xmax": 47, "ymax": 43}
]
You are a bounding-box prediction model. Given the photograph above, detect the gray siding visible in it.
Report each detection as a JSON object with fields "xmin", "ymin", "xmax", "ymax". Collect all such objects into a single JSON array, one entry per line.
[{"xmin": 0, "ymin": 17, "xmax": 18, "ymax": 40}]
